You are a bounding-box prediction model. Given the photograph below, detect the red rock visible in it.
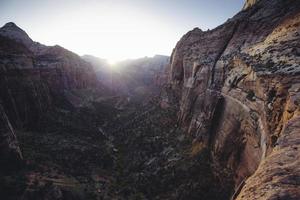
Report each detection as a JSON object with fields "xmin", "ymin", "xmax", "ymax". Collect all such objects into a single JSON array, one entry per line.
[{"xmin": 163, "ymin": 0, "xmax": 300, "ymax": 198}]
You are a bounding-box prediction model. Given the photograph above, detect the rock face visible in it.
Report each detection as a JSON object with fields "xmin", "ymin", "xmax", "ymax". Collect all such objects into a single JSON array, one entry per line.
[
  {"xmin": 0, "ymin": 23, "xmax": 97, "ymax": 126},
  {"xmin": 0, "ymin": 23, "xmax": 98, "ymax": 167},
  {"xmin": 164, "ymin": 0, "xmax": 300, "ymax": 199},
  {"xmin": 243, "ymin": 0, "xmax": 260, "ymax": 10},
  {"xmin": 0, "ymin": 103, "xmax": 23, "ymax": 171},
  {"xmin": 236, "ymin": 115, "xmax": 300, "ymax": 200}
]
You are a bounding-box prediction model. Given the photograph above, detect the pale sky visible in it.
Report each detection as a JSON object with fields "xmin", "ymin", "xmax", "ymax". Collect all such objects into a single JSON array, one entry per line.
[{"xmin": 0, "ymin": 0, "xmax": 245, "ymax": 63}]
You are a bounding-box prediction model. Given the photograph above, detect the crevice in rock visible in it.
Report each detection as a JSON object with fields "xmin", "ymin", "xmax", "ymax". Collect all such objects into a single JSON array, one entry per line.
[
  {"xmin": 230, "ymin": 178, "xmax": 246, "ymax": 200},
  {"xmin": 208, "ymin": 96, "xmax": 225, "ymax": 148},
  {"xmin": 210, "ymin": 21, "xmax": 240, "ymax": 87}
]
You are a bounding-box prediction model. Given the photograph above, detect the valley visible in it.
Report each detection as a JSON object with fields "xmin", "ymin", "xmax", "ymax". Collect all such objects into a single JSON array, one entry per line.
[
  {"xmin": 1, "ymin": 89, "xmax": 230, "ymax": 200},
  {"xmin": 0, "ymin": 0, "xmax": 300, "ymax": 200}
]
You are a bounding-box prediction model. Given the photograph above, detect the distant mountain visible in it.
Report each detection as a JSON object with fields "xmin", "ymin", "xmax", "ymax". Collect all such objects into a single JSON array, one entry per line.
[
  {"xmin": 117, "ymin": 55, "xmax": 169, "ymax": 71},
  {"xmin": 81, "ymin": 55, "xmax": 110, "ymax": 70},
  {"xmin": 81, "ymin": 55, "xmax": 111, "ymax": 87},
  {"xmin": 82, "ymin": 55, "xmax": 170, "ymax": 95}
]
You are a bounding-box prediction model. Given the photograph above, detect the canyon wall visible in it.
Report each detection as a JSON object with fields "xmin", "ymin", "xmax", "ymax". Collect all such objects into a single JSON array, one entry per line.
[
  {"xmin": 0, "ymin": 23, "xmax": 98, "ymax": 168},
  {"xmin": 0, "ymin": 103, "xmax": 23, "ymax": 171},
  {"xmin": 163, "ymin": 0, "xmax": 300, "ymax": 199}
]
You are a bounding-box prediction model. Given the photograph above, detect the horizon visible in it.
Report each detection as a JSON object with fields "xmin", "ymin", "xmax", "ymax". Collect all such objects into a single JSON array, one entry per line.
[{"xmin": 1, "ymin": 0, "xmax": 245, "ymax": 63}]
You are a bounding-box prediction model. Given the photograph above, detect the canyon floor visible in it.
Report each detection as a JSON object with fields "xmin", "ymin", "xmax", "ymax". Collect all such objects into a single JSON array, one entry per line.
[{"xmin": 0, "ymin": 89, "xmax": 232, "ymax": 200}]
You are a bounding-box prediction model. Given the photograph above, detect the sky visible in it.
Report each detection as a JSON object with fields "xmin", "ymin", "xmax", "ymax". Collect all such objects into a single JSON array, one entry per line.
[{"xmin": 0, "ymin": 0, "xmax": 245, "ymax": 63}]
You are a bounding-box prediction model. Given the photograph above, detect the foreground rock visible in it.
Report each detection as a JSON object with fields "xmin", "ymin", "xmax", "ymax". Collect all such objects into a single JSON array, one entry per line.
[{"xmin": 163, "ymin": 0, "xmax": 300, "ymax": 199}]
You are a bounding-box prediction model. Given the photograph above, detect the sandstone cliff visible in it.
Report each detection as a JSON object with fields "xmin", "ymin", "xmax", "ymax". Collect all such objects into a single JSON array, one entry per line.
[
  {"xmin": 0, "ymin": 23, "xmax": 97, "ymax": 126},
  {"xmin": 0, "ymin": 23, "xmax": 98, "ymax": 168},
  {"xmin": 164, "ymin": 0, "xmax": 300, "ymax": 199}
]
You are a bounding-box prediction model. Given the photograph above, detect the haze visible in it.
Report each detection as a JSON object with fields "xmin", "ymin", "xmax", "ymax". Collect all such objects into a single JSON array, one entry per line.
[{"xmin": 0, "ymin": 0, "xmax": 244, "ymax": 63}]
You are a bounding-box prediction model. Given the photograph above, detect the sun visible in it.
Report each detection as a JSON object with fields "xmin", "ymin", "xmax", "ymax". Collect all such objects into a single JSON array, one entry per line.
[
  {"xmin": 107, "ymin": 59, "xmax": 118, "ymax": 66},
  {"xmin": 107, "ymin": 58, "xmax": 121, "ymax": 70}
]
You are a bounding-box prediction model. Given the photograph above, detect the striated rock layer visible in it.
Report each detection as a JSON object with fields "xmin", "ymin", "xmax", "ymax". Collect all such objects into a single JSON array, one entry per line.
[{"xmin": 163, "ymin": 0, "xmax": 300, "ymax": 199}]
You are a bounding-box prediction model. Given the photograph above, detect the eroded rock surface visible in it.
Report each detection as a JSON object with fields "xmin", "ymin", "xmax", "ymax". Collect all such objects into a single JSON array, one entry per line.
[
  {"xmin": 0, "ymin": 103, "xmax": 23, "ymax": 171},
  {"xmin": 164, "ymin": 0, "xmax": 300, "ymax": 198},
  {"xmin": 0, "ymin": 23, "xmax": 98, "ymax": 128},
  {"xmin": 0, "ymin": 22, "xmax": 99, "ymax": 180}
]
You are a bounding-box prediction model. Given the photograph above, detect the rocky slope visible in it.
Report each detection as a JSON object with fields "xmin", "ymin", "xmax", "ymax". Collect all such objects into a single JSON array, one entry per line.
[
  {"xmin": 0, "ymin": 23, "xmax": 98, "ymax": 172},
  {"xmin": 163, "ymin": 0, "xmax": 300, "ymax": 199}
]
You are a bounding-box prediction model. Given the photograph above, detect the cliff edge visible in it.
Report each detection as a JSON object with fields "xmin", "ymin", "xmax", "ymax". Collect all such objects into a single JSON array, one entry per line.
[{"xmin": 163, "ymin": 0, "xmax": 300, "ymax": 199}]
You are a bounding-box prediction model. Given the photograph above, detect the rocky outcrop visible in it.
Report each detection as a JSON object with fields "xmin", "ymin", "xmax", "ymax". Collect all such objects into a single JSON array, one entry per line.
[
  {"xmin": 242, "ymin": 0, "xmax": 260, "ymax": 10},
  {"xmin": 164, "ymin": 0, "xmax": 300, "ymax": 199}
]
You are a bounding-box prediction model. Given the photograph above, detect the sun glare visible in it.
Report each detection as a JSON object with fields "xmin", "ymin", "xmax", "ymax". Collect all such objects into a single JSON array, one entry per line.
[
  {"xmin": 106, "ymin": 58, "xmax": 123, "ymax": 70},
  {"xmin": 107, "ymin": 59, "xmax": 118, "ymax": 66},
  {"xmin": 25, "ymin": 1, "xmax": 175, "ymax": 61}
]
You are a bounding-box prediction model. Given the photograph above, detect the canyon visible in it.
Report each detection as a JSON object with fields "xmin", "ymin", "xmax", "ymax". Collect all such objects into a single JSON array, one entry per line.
[{"xmin": 0, "ymin": 0, "xmax": 300, "ymax": 199}]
